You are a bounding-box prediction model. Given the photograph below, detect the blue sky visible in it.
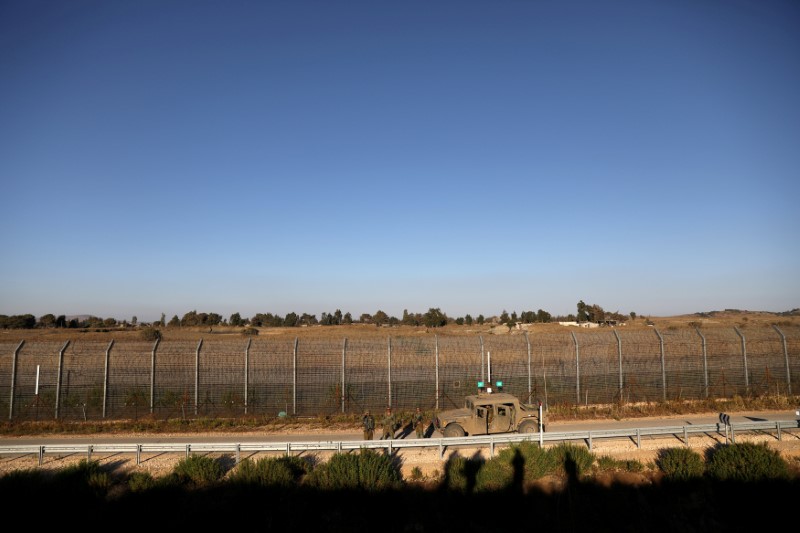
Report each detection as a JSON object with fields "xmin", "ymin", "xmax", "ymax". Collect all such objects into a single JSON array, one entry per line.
[{"xmin": 1, "ymin": 0, "xmax": 798, "ymax": 323}]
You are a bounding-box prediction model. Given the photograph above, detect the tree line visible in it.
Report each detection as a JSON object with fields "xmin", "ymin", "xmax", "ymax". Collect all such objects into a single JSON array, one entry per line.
[{"xmin": 0, "ymin": 301, "xmax": 636, "ymax": 330}]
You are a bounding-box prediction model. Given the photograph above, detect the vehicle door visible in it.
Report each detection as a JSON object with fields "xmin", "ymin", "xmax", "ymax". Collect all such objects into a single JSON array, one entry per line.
[
  {"xmin": 490, "ymin": 403, "xmax": 513, "ymax": 433},
  {"xmin": 474, "ymin": 405, "xmax": 490, "ymax": 434}
]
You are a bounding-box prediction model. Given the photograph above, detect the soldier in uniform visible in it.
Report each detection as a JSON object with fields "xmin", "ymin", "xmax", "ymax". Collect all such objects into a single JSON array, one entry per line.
[
  {"xmin": 362, "ymin": 410, "xmax": 375, "ymax": 440},
  {"xmin": 381, "ymin": 407, "xmax": 395, "ymax": 440},
  {"xmin": 412, "ymin": 407, "xmax": 425, "ymax": 438}
]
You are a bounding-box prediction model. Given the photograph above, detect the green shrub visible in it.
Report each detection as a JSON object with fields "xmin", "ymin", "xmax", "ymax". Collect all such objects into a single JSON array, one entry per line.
[
  {"xmin": 305, "ymin": 449, "xmax": 401, "ymax": 491},
  {"xmin": 140, "ymin": 327, "xmax": 162, "ymax": 341},
  {"xmin": 229, "ymin": 456, "xmax": 309, "ymax": 487},
  {"xmin": 548, "ymin": 443, "xmax": 595, "ymax": 478},
  {"xmin": 656, "ymin": 447, "xmax": 705, "ymax": 481},
  {"xmin": 706, "ymin": 442, "xmax": 790, "ymax": 482},
  {"xmin": 474, "ymin": 454, "xmax": 513, "ymax": 492},
  {"xmin": 596, "ymin": 455, "xmax": 644, "ymax": 473},
  {"xmin": 173, "ymin": 454, "xmax": 224, "ymax": 487}
]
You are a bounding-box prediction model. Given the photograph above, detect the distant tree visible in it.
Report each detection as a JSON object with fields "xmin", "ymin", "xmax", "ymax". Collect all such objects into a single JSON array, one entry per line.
[
  {"xmin": 536, "ymin": 309, "xmax": 552, "ymax": 323},
  {"xmin": 477, "ymin": 314, "xmax": 485, "ymax": 325},
  {"xmin": 0, "ymin": 314, "xmax": 36, "ymax": 329},
  {"xmin": 103, "ymin": 317, "xmax": 117, "ymax": 327},
  {"xmin": 343, "ymin": 312, "xmax": 353, "ymax": 324},
  {"xmin": 499, "ymin": 310, "xmax": 509, "ymax": 324},
  {"xmin": 168, "ymin": 315, "xmax": 180, "ymax": 327},
  {"xmin": 334, "ymin": 309, "xmax": 343, "ymax": 324},
  {"xmin": 56, "ymin": 315, "xmax": 67, "ymax": 328},
  {"xmin": 229, "ymin": 313, "xmax": 242, "ymax": 326},
  {"xmin": 283, "ymin": 312, "xmax": 299, "ymax": 327},
  {"xmin": 132, "ymin": 316, "xmax": 138, "ymax": 326},
  {"xmin": 373, "ymin": 310, "xmax": 389, "ymax": 326},
  {"xmin": 38, "ymin": 314, "xmax": 56, "ymax": 328},
  {"xmin": 159, "ymin": 313, "xmax": 166, "ymax": 327},
  {"xmin": 423, "ymin": 308, "xmax": 448, "ymax": 328},
  {"xmin": 465, "ymin": 314, "xmax": 473, "ymax": 326},
  {"xmin": 455, "ymin": 317, "xmax": 464, "ymax": 325},
  {"xmin": 300, "ymin": 313, "xmax": 317, "ymax": 326},
  {"xmin": 577, "ymin": 301, "xmax": 589, "ymax": 322},
  {"xmin": 630, "ymin": 311, "xmax": 637, "ymax": 321},
  {"xmin": 360, "ymin": 313, "xmax": 372, "ymax": 324}
]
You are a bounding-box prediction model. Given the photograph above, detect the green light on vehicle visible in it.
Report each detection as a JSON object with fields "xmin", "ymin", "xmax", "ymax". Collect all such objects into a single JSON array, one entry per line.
[
  {"xmin": 477, "ymin": 381, "xmax": 485, "ymax": 388},
  {"xmin": 495, "ymin": 381, "xmax": 503, "ymax": 388}
]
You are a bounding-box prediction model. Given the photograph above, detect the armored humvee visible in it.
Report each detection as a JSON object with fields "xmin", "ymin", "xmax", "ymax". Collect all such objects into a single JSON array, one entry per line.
[{"xmin": 433, "ymin": 390, "xmax": 545, "ymax": 437}]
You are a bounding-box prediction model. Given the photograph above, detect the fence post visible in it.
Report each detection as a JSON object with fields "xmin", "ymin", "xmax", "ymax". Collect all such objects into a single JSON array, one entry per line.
[
  {"xmin": 54, "ymin": 341, "xmax": 70, "ymax": 420},
  {"xmin": 734, "ymin": 326, "xmax": 749, "ymax": 390},
  {"xmin": 9, "ymin": 340, "xmax": 24, "ymax": 420},
  {"xmin": 653, "ymin": 329, "xmax": 666, "ymax": 401},
  {"xmin": 773, "ymin": 325, "xmax": 791, "ymax": 395},
  {"xmin": 570, "ymin": 332, "xmax": 580, "ymax": 404},
  {"xmin": 524, "ymin": 332, "xmax": 532, "ymax": 401},
  {"xmin": 341, "ymin": 338, "xmax": 347, "ymax": 414},
  {"xmin": 293, "ymin": 337, "xmax": 298, "ymax": 415},
  {"xmin": 195, "ymin": 339, "xmax": 203, "ymax": 416},
  {"xmin": 150, "ymin": 338, "xmax": 160, "ymax": 414},
  {"xmin": 695, "ymin": 327, "xmax": 709, "ymax": 398},
  {"xmin": 102, "ymin": 340, "xmax": 114, "ymax": 418},
  {"xmin": 613, "ymin": 330, "xmax": 623, "ymax": 401},
  {"xmin": 244, "ymin": 338, "xmax": 251, "ymax": 414},
  {"xmin": 435, "ymin": 335, "xmax": 439, "ymax": 412},
  {"xmin": 387, "ymin": 337, "xmax": 392, "ymax": 409}
]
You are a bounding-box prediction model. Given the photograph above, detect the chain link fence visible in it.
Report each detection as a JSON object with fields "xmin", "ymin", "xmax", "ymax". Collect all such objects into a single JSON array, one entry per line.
[{"xmin": 1, "ymin": 325, "xmax": 798, "ymax": 421}]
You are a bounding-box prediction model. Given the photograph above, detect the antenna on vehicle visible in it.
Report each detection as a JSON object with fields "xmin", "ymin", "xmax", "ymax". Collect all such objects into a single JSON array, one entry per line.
[{"xmin": 487, "ymin": 351, "xmax": 492, "ymax": 393}]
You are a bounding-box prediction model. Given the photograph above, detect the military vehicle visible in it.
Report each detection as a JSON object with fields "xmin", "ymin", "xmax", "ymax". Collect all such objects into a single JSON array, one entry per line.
[{"xmin": 433, "ymin": 382, "xmax": 545, "ymax": 437}]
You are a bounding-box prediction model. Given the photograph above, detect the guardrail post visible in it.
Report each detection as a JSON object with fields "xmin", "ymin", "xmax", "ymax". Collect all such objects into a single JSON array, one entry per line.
[
  {"xmin": 439, "ymin": 441, "xmax": 444, "ymax": 459},
  {"xmin": 88, "ymin": 444, "xmax": 93, "ymax": 462},
  {"xmin": 777, "ymin": 421, "xmax": 782, "ymax": 441},
  {"xmin": 490, "ymin": 438, "xmax": 495, "ymax": 458},
  {"xmin": 286, "ymin": 442, "xmax": 290, "ymax": 457},
  {"xmin": 636, "ymin": 429, "xmax": 641, "ymax": 448},
  {"xmin": 186, "ymin": 444, "xmax": 190, "ymax": 458},
  {"xmin": 39, "ymin": 446, "xmax": 44, "ymax": 466},
  {"xmin": 136, "ymin": 444, "xmax": 141, "ymax": 465},
  {"xmin": 9, "ymin": 340, "xmax": 24, "ymax": 420},
  {"xmin": 684, "ymin": 427, "xmax": 689, "ymax": 447},
  {"xmin": 588, "ymin": 432, "xmax": 592, "ymax": 451},
  {"xmin": 236, "ymin": 443, "xmax": 240, "ymax": 464}
]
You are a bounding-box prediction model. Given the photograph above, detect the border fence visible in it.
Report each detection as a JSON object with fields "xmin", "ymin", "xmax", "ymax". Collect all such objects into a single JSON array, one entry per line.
[{"xmin": 1, "ymin": 325, "xmax": 798, "ymax": 421}]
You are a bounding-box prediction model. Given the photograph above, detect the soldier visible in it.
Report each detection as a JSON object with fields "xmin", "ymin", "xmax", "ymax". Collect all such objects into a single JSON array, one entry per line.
[
  {"xmin": 362, "ymin": 410, "xmax": 375, "ymax": 440},
  {"xmin": 412, "ymin": 407, "xmax": 425, "ymax": 438},
  {"xmin": 381, "ymin": 407, "xmax": 395, "ymax": 440}
]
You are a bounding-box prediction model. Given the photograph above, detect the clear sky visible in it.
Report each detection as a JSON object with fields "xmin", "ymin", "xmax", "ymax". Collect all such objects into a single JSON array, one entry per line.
[{"xmin": 1, "ymin": 0, "xmax": 798, "ymax": 323}]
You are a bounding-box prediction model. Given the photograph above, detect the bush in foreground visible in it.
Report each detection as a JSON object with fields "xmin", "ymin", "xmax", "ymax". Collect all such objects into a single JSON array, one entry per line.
[
  {"xmin": 705, "ymin": 442, "xmax": 790, "ymax": 482},
  {"xmin": 656, "ymin": 447, "xmax": 705, "ymax": 481}
]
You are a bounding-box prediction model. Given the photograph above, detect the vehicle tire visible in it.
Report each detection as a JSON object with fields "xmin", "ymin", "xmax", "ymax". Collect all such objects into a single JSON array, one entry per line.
[
  {"xmin": 443, "ymin": 424, "xmax": 465, "ymax": 438},
  {"xmin": 518, "ymin": 420, "xmax": 539, "ymax": 433}
]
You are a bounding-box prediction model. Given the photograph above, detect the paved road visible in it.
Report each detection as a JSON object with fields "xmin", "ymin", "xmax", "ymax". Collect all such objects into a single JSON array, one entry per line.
[{"xmin": 2, "ymin": 409, "xmax": 796, "ymax": 446}]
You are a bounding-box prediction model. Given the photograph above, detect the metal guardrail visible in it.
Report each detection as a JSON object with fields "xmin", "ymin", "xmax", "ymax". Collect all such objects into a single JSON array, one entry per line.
[{"xmin": 1, "ymin": 420, "xmax": 798, "ymax": 466}]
